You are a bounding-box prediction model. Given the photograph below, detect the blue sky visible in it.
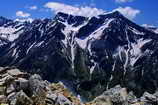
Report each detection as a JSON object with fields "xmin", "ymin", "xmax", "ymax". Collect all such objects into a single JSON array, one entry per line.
[{"xmin": 0, "ymin": 0, "xmax": 158, "ymax": 26}]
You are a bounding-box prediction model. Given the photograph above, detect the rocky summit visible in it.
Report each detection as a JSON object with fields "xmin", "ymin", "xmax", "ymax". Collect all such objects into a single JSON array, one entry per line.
[{"xmin": 0, "ymin": 11, "xmax": 158, "ymax": 102}]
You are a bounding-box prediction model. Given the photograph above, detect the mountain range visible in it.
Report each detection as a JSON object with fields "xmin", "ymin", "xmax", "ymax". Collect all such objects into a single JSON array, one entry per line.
[{"xmin": 0, "ymin": 11, "xmax": 158, "ymax": 101}]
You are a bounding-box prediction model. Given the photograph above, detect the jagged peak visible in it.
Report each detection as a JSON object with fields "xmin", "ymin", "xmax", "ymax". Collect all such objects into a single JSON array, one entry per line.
[
  {"xmin": 54, "ymin": 12, "xmax": 88, "ymax": 27},
  {"xmin": 55, "ymin": 12, "xmax": 87, "ymax": 22},
  {"xmin": 96, "ymin": 11, "xmax": 128, "ymax": 22},
  {"xmin": 55, "ymin": 11, "xmax": 124, "ymax": 20},
  {"xmin": 53, "ymin": 11, "xmax": 129, "ymax": 28}
]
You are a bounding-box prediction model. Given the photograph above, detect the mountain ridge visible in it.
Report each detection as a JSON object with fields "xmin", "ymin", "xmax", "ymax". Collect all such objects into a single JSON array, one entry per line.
[{"xmin": 0, "ymin": 11, "xmax": 158, "ymax": 101}]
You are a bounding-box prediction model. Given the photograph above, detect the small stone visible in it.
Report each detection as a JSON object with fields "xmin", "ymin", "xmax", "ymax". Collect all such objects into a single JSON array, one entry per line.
[
  {"xmin": 6, "ymin": 84, "xmax": 15, "ymax": 95},
  {"xmin": 46, "ymin": 92, "xmax": 57, "ymax": 101},
  {"xmin": 0, "ymin": 67, "xmax": 7, "ymax": 74},
  {"xmin": 127, "ymin": 92, "xmax": 138, "ymax": 104},
  {"xmin": 4, "ymin": 75, "xmax": 15, "ymax": 85},
  {"xmin": 0, "ymin": 86, "xmax": 6, "ymax": 95},
  {"xmin": 142, "ymin": 92, "xmax": 157, "ymax": 102},
  {"xmin": 56, "ymin": 94, "xmax": 72, "ymax": 105},
  {"xmin": 2, "ymin": 73, "xmax": 9, "ymax": 78},
  {"xmin": 0, "ymin": 95, "xmax": 7, "ymax": 103},
  {"xmin": 0, "ymin": 81, "xmax": 5, "ymax": 86},
  {"xmin": 9, "ymin": 90, "xmax": 33, "ymax": 105},
  {"xmin": 94, "ymin": 95, "xmax": 112, "ymax": 105},
  {"xmin": 7, "ymin": 92, "xmax": 16, "ymax": 102},
  {"xmin": 45, "ymin": 93, "xmax": 57, "ymax": 104},
  {"xmin": 7, "ymin": 69, "xmax": 24, "ymax": 77},
  {"xmin": 14, "ymin": 78, "xmax": 29, "ymax": 91}
]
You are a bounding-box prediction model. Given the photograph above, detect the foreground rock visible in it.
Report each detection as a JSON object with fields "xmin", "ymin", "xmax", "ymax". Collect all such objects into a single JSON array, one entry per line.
[
  {"xmin": 0, "ymin": 67, "xmax": 82, "ymax": 105},
  {"xmin": 86, "ymin": 85, "xmax": 158, "ymax": 105},
  {"xmin": 0, "ymin": 67, "xmax": 158, "ymax": 105}
]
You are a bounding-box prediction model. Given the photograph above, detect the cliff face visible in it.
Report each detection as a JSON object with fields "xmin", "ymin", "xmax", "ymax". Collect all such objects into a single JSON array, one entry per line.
[{"xmin": 0, "ymin": 11, "xmax": 158, "ymax": 101}]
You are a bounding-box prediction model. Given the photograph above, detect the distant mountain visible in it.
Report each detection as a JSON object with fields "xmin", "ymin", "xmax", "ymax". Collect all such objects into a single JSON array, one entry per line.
[
  {"xmin": 0, "ymin": 11, "xmax": 158, "ymax": 100},
  {"xmin": 143, "ymin": 24, "xmax": 158, "ymax": 34}
]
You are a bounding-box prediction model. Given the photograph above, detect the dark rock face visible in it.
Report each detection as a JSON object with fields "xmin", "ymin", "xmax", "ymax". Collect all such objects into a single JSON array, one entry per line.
[{"xmin": 0, "ymin": 11, "xmax": 158, "ymax": 100}]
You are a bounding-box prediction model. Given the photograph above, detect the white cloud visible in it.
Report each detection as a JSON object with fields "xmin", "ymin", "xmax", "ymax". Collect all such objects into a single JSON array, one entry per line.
[
  {"xmin": 142, "ymin": 24, "xmax": 158, "ymax": 34},
  {"xmin": 29, "ymin": 6, "xmax": 38, "ymax": 10},
  {"xmin": 115, "ymin": 0, "xmax": 133, "ymax": 3},
  {"xmin": 44, "ymin": 2, "xmax": 105, "ymax": 17},
  {"xmin": 142, "ymin": 24, "xmax": 156, "ymax": 28},
  {"xmin": 44, "ymin": 2, "xmax": 140, "ymax": 20},
  {"xmin": 15, "ymin": 18, "xmax": 33, "ymax": 23},
  {"xmin": 16, "ymin": 11, "xmax": 31, "ymax": 18},
  {"xmin": 114, "ymin": 7, "xmax": 140, "ymax": 19}
]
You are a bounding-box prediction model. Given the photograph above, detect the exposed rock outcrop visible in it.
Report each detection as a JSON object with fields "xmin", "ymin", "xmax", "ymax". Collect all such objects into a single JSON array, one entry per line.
[
  {"xmin": 0, "ymin": 67, "xmax": 80, "ymax": 105},
  {"xmin": 86, "ymin": 85, "xmax": 158, "ymax": 105},
  {"xmin": 0, "ymin": 67, "xmax": 158, "ymax": 105}
]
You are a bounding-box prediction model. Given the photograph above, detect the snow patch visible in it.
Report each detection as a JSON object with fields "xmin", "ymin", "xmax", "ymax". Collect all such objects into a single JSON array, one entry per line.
[
  {"xmin": 0, "ymin": 26, "xmax": 23, "ymax": 41},
  {"xmin": 12, "ymin": 48, "xmax": 17, "ymax": 57},
  {"xmin": 76, "ymin": 18, "xmax": 115, "ymax": 74},
  {"xmin": 154, "ymin": 29, "xmax": 158, "ymax": 34},
  {"xmin": 61, "ymin": 17, "xmax": 89, "ymax": 70},
  {"xmin": 36, "ymin": 41, "xmax": 44, "ymax": 47},
  {"xmin": 130, "ymin": 38, "xmax": 152, "ymax": 66},
  {"xmin": 76, "ymin": 18, "xmax": 115, "ymax": 49},
  {"xmin": 26, "ymin": 42, "xmax": 36, "ymax": 54},
  {"xmin": 123, "ymin": 30, "xmax": 131, "ymax": 74},
  {"xmin": 129, "ymin": 27, "xmax": 145, "ymax": 35}
]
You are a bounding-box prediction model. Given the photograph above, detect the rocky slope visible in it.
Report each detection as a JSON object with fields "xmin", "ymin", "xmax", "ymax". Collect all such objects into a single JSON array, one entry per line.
[
  {"xmin": 0, "ymin": 67, "xmax": 82, "ymax": 105},
  {"xmin": 86, "ymin": 85, "xmax": 158, "ymax": 105},
  {"xmin": 0, "ymin": 67, "xmax": 158, "ymax": 105},
  {"xmin": 0, "ymin": 11, "xmax": 158, "ymax": 101}
]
